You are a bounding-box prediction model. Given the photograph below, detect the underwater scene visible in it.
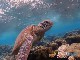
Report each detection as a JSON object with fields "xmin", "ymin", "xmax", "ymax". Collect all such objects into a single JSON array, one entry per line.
[{"xmin": 0, "ymin": 0, "xmax": 80, "ymax": 60}]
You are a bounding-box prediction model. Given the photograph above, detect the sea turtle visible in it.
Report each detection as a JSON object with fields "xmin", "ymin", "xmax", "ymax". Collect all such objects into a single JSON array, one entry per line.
[{"xmin": 12, "ymin": 20, "xmax": 53, "ymax": 60}]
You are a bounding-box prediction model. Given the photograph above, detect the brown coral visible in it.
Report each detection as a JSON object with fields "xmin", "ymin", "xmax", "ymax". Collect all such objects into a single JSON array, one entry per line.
[{"xmin": 65, "ymin": 34, "xmax": 80, "ymax": 44}]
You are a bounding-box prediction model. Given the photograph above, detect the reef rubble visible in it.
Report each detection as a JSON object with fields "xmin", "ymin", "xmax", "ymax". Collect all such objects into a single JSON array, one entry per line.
[{"xmin": 0, "ymin": 30, "xmax": 80, "ymax": 60}]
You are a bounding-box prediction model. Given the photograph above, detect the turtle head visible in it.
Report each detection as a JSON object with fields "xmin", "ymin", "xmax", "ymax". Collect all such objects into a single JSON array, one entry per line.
[
  {"xmin": 32, "ymin": 20, "xmax": 53, "ymax": 44},
  {"xmin": 38, "ymin": 20, "xmax": 53, "ymax": 32}
]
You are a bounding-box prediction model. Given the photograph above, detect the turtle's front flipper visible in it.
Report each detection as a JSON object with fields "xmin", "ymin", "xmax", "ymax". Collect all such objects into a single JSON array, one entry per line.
[{"xmin": 16, "ymin": 35, "xmax": 33, "ymax": 60}]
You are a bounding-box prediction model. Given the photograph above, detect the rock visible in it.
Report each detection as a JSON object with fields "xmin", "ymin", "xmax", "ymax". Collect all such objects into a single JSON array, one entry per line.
[
  {"xmin": 65, "ymin": 34, "xmax": 80, "ymax": 44},
  {"xmin": 57, "ymin": 44, "xmax": 69, "ymax": 58},
  {"xmin": 49, "ymin": 53, "xmax": 56, "ymax": 58},
  {"xmin": 68, "ymin": 56, "xmax": 75, "ymax": 60},
  {"xmin": 0, "ymin": 45, "xmax": 13, "ymax": 60},
  {"xmin": 66, "ymin": 43, "xmax": 80, "ymax": 58},
  {"xmin": 28, "ymin": 46, "xmax": 52, "ymax": 60},
  {"xmin": 57, "ymin": 43, "xmax": 80, "ymax": 59},
  {"xmin": 54, "ymin": 38, "xmax": 67, "ymax": 46},
  {"xmin": 64, "ymin": 30, "xmax": 80, "ymax": 38},
  {"xmin": 46, "ymin": 41, "xmax": 58, "ymax": 50}
]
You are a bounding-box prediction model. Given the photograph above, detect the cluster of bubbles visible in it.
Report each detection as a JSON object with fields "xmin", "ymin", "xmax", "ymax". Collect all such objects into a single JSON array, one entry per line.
[{"xmin": 0, "ymin": 0, "xmax": 52, "ymax": 22}]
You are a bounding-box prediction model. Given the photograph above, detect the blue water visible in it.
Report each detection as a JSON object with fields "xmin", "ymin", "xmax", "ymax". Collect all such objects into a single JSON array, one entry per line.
[{"xmin": 0, "ymin": 0, "xmax": 80, "ymax": 45}]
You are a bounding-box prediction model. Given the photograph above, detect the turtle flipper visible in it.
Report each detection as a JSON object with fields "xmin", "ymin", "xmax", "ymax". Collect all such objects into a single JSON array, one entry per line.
[{"xmin": 16, "ymin": 35, "xmax": 33, "ymax": 60}]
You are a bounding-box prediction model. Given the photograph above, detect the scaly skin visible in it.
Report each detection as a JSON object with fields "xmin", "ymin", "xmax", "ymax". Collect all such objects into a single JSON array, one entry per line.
[
  {"xmin": 16, "ymin": 35, "xmax": 34, "ymax": 60},
  {"xmin": 12, "ymin": 20, "xmax": 53, "ymax": 60}
]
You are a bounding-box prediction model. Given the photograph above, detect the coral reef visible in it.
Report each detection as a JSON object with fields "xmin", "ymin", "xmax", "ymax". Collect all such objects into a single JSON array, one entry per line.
[
  {"xmin": 0, "ymin": 30, "xmax": 80, "ymax": 60},
  {"xmin": 0, "ymin": 45, "xmax": 12, "ymax": 60},
  {"xmin": 66, "ymin": 43, "xmax": 80, "ymax": 58},
  {"xmin": 64, "ymin": 30, "xmax": 80, "ymax": 44},
  {"xmin": 65, "ymin": 34, "xmax": 80, "ymax": 44},
  {"xmin": 54, "ymin": 38, "xmax": 67, "ymax": 46}
]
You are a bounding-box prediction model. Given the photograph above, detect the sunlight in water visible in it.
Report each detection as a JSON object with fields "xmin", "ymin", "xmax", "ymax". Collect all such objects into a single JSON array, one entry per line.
[
  {"xmin": 6, "ymin": 0, "xmax": 44, "ymax": 8},
  {"xmin": 0, "ymin": 9, "xmax": 4, "ymax": 14}
]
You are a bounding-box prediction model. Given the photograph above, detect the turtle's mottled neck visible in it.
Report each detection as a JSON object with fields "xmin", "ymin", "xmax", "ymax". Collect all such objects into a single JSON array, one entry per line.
[{"xmin": 16, "ymin": 35, "xmax": 33, "ymax": 60}]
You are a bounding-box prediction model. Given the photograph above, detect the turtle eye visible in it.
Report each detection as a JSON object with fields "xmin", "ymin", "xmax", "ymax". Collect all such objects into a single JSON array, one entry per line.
[
  {"xmin": 44, "ymin": 21, "xmax": 49, "ymax": 23},
  {"xmin": 35, "ymin": 32, "xmax": 39, "ymax": 36},
  {"xmin": 44, "ymin": 21, "xmax": 50, "ymax": 26}
]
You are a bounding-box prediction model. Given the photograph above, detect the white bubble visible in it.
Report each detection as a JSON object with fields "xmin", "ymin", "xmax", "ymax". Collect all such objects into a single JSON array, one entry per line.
[{"xmin": 0, "ymin": 9, "xmax": 4, "ymax": 14}]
